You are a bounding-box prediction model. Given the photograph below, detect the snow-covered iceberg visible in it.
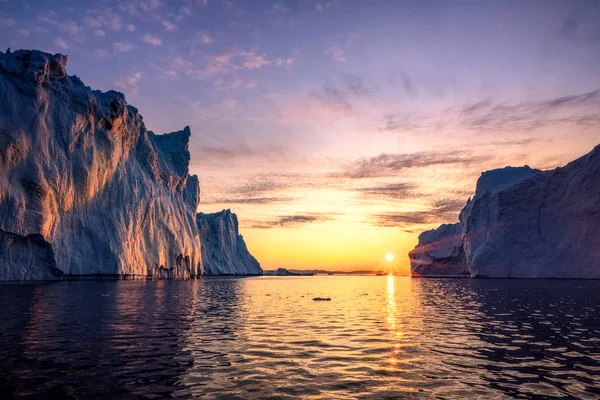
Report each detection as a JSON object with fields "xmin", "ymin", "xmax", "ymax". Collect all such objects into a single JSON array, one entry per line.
[
  {"xmin": 0, "ymin": 49, "xmax": 202, "ymax": 280},
  {"xmin": 410, "ymin": 146, "xmax": 600, "ymax": 278},
  {"xmin": 197, "ymin": 210, "xmax": 262, "ymax": 276}
]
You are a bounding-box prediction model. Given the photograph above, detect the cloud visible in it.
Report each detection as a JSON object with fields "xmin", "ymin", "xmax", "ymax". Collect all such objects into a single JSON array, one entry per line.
[
  {"xmin": 93, "ymin": 49, "xmax": 110, "ymax": 58},
  {"xmin": 373, "ymin": 211, "xmax": 443, "ymax": 227},
  {"xmin": 266, "ymin": 4, "xmax": 289, "ymax": 13},
  {"xmin": 214, "ymin": 77, "xmax": 257, "ymax": 90},
  {"xmin": 381, "ymin": 89, "xmax": 600, "ymax": 137},
  {"xmin": 342, "ymin": 150, "xmax": 489, "ymax": 179},
  {"xmin": 227, "ymin": 76, "xmax": 243, "ymax": 88},
  {"xmin": 251, "ymin": 213, "xmax": 331, "ymax": 229},
  {"xmin": 83, "ymin": 9, "xmax": 123, "ymax": 31},
  {"xmin": 229, "ymin": 179, "xmax": 289, "ymax": 197},
  {"xmin": 354, "ymin": 182, "xmax": 417, "ymax": 200},
  {"xmin": 178, "ymin": 49, "xmax": 291, "ymax": 79},
  {"xmin": 372, "ymin": 196, "xmax": 467, "ymax": 228},
  {"xmin": 94, "ymin": 29, "xmax": 106, "ymax": 37},
  {"xmin": 114, "ymin": 71, "xmax": 142, "ymax": 91},
  {"xmin": 274, "ymin": 57, "xmax": 294, "ymax": 67},
  {"xmin": 0, "ymin": 14, "xmax": 17, "ymax": 28},
  {"xmin": 316, "ymin": 1, "xmax": 338, "ymax": 11},
  {"xmin": 113, "ymin": 41, "xmax": 137, "ymax": 53},
  {"xmin": 310, "ymin": 84, "xmax": 353, "ymax": 113},
  {"xmin": 119, "ymin": 0, "xmax": 163, "ymax": 15},
  {"xmin": 127, "ymin": 24, "xmax": 136, "ymax": 32},
  {"xmin": 195, "ymin": 144, "xmax": 290, "ymax": 164},
  {"xmin": 58, "ymin": 20, "xmax": 83, "ymax": 36},
  {"xmin": 346, "ymin": 76, "xmax": 376, "ymax": 97},
  {"xmin": 199, "ymin": 31, "xmax": 214, "ymax": 44},
  {"xmin": 325, "ymin": 45, "xmax": 345, "ymax": 62},
  {"xmin": 206, "ymin": 197, "xmax": 294, "ymax": 205},
  {"xmin": 37, "ymin": 10, "xmax": 59, "ymax": 25},
  {"xmin": 17, "ymin": 28, "xmax": 29, "ymax": 37},
  {"xmin": 431, "ymin": 198, "xmax": 467, "ymax": 214},
  {"xmin": 162, "ymin": 20, "xmax": 177, "ymax": 31},
  {"xmin": 238, "ymin": 49, "xmax": 270, "ymax": 69},
  {"xmin": 141, "ymin": 34, "xmax": 162, "ymax": 46},
  {"xmin": 55, "ymin": 38, "xmax": 69, "ymax": 50}
]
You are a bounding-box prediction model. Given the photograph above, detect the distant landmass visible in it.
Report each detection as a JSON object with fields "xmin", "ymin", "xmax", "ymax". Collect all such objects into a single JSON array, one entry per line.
[
  {"xmin": 410, "ymin": 145, "xmax": 600, "ymax": 278},
  {"xmin": 264, "ymin": 268, "xmax": 405, "ymax": 276}
]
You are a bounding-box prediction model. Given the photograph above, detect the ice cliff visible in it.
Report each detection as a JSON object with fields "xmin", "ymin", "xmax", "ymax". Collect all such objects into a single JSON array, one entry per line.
[
  {"xmin": 409, "ymin": 146, "xmax": 600, "ymax": 278},
  {"xmin": 0, "ymin": 49, "xmax": 202, "ymax": 280},
  {"xmin": 197, "ymin": 210, "xmax": 262, "ymax": 276}
]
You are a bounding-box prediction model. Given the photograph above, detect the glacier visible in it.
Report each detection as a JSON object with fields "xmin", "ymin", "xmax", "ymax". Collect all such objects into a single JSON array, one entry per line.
[
  {"xmin": 0, "ymin": 49, "xmax": 262, "ymax": 280},
  {"xmin": 410, "ymin": 146, "xmax": 600, "ymax": 278},
  {"xmin": 197, "ymin": 210, "xmax": 262, "ymax": 276}
]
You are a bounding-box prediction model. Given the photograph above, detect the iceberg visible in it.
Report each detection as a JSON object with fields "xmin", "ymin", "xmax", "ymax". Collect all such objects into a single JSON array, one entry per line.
[
  {"xmin": 197, "ymin": 210, "xmax": 262, "ymax": 276},
  {"xmin": 0, "ymin": 49, "xmax": 202, "ymax": 279},
  {"xmin": 410, "ymin": 146, "xmax": 600, "ymax": 278}
]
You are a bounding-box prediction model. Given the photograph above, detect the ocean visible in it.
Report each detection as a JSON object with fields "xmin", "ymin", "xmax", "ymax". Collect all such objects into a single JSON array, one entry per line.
[{"xmin": 1, "ymin": 276, "xmax": 599, "ymax": 399}]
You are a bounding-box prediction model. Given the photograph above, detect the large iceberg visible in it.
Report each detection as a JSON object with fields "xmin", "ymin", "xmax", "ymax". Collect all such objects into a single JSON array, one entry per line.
[
  {"xmin": 197, "ymin": 210, "xmax": 262, "ymax": 276},
  {"xmin": 410, "ymin": 146, "xmax": 600, "ymax": 278},
  {"xmin": 0, "ymin": 49, "xmax": 202, "ymax": 279}
]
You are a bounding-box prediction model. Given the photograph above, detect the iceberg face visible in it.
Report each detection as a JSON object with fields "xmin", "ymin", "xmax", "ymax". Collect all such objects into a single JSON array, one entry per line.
[
  {"xmin": 474, "ymin": 166, "xmax": 538, "ymax": 199},
  {"xmin": 410, "ymin": 146, "xmax": 600, "ymax": 278},
  {"xmin": 197, "ymin": 210, "xmax": 263, "ymax": 276},
  {"xmin": 409, "ymin": 223, "xmax": 468, "ymax": 276},
  {"xmin": 0, "ymin": 50, "xmax": 202, "ymax": 280}
]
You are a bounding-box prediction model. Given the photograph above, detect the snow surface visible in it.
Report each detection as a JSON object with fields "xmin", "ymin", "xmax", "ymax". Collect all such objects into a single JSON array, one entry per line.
[{"xmin": 410, "ymin": 147, "xmax": 600, "ymax": 278}]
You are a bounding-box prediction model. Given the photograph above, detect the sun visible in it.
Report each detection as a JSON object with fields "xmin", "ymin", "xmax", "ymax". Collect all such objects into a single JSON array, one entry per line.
[{"xmin": 385, "ymin": 252, "xmax": 395, "ymax": 262}]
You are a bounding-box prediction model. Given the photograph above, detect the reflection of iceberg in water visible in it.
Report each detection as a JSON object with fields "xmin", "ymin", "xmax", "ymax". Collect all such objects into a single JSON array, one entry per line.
[
  {"xmin": 2, "ymin": 281, "xmax": 199, "ymax": 398},
  {"xmin": 177, "ymin": 278, "xmax": 250, "ymax": 396},
  {"xmin": 466, "ymin": 280, "xmax": 600, "ymax": 398}
]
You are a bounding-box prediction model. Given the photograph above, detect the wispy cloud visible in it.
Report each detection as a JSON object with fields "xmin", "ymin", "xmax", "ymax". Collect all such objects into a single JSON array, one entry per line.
[
  {"xmin": 55, "ymin": 38, "xmax": 69, "ymax": 50},
  {"xmin": 206, "ymin": 197, "xmax": 294, "ymax": 205},
  {"xmin": 113, "ymin": 41, "xmax": 137, "ymax": 53},
  {"xmin": 354, "ymin": 182, "xmax": 417, "ymax": 200},
  {"xmin": 168, "ymin": 49, "xmax": 293, "ymax": 79},
  {"xmin": 83, "ymin": 9, "xmax": 123, "ymax": 31},
  {"xmin": 195, "ymin": 144, "xmax": 290, "ymax": 165},
  {"xmin": 325, "ymin": 45, "xmax": 345, "ymax": 62},
  {"xmin": 93, "ymin": 49, "xmax": 110, "ymax": 58},
  {"xmin": 198, "ymin": 31, "xmax": 214, "ymax": 44},
  {"xmin": 0, "ymin": 14, "xmax": 17, "ymax": 28},
  {"xmin": 37, "ymin": 10, "xmax": 59, "ymax": 25},
  {"xmin": 316, "ymin": 1, "xmax": 339, "ymax": 12},
  {"xmin": 141, "ymin": 34, "xmax": 162, "ymax": 46},
  {"xmin": 162, "ymin": 20, "xmax": 177, "ymax": 31},
  {"xmin": 251, "ymin": 213, "xmax": 331, "ymax": 229},
  {"xmin": 380, "ymin": 89, "xmax": 600, "ymax": 137},
  {"xmin": 214, "ymin": 77, "xmax": 258, "ymax": 90},
  {"xmin": 119, "ymin": 0, "xmax": 163, "ymax": 16},
  {"xmin": 114, "ymin": 71, "xmax": 142, "ymax": 92},
  {"xmin": 58, "ymin": 20, "xmax": 84, "ymax": 36},
  {"xmin": 342, "ymin": 150, "xmax": 489, "ymax": 179},
  {"xmin": 346, "ymin": 75, "xmax": 377, "ymax": 97}
]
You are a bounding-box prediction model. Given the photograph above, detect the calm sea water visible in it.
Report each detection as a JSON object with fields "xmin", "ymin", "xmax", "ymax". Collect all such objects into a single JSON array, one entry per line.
[{"xmin": 1, "ymin": 276, "xmax": 599, "ymax": 399}]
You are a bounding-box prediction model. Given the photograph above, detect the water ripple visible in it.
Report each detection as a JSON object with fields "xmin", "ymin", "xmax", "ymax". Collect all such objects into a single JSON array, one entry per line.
[{"xmin": 1, "ymin": 277, "xmax": 600, "ymax": 398}]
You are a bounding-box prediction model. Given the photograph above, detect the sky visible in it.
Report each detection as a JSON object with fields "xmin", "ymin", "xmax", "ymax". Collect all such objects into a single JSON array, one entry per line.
[{"xmin": 2, "ymin": 0, "xmax": 600, "ymax": 273}]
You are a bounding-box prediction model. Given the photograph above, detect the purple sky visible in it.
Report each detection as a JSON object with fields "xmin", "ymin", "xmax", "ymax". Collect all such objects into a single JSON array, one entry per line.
[{"xmin": 2, "ymin": 0, "xmax": 600, "ymax": 270}]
